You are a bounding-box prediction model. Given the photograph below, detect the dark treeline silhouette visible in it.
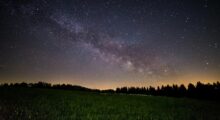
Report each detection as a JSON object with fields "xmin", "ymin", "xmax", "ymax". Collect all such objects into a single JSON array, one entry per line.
[
  {"xmin": 116, "ymin": 82, "xmax": 220, "ymax": 100},
  {"xmin": 0, "ymin": 81, "xmax": 99, "ymax": 92},
  {"xmin": 0, "ymin": 81, "xmax": 220, "ymax": 100}
]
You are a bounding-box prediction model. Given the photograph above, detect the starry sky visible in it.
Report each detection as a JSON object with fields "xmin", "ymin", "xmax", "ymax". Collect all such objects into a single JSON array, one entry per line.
[{"xmin": 0, "ymin": 0, "xmax": 220, "ymax": 89}]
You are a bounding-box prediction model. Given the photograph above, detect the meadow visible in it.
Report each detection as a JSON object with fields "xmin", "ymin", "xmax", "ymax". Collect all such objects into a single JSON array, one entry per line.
[{"xmin": 0, "ymin": 87, "xmax": 220, "ymax": 120}]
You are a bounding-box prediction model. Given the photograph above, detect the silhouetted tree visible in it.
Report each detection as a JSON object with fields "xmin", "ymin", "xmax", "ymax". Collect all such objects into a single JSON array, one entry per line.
[
  {"xmin": 187, "ymin": 83, "xmax": 196, "ymax": 97},
  {"xmin": 179, "ymin": 84, "xmax": 187, "ymax": 97}
]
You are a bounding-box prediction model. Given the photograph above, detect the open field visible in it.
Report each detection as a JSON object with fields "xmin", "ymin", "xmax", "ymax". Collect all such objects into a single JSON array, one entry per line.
[{"xmin": 0, "ymin": 88, "xmax": 220, "ymax": 120}]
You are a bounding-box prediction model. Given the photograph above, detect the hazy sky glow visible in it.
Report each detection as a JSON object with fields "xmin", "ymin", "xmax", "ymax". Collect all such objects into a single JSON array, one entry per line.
[{"xmin": 0, "ymin": 0, "xmax": 220, "ymax": 89}]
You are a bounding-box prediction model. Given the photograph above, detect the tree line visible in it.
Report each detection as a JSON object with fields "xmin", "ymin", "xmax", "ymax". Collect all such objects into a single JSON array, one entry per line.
[
  {"xmin": 0, "ymin": 82, "xmax": 99, "ymax": 92},
  {"xmin": 0, "ymin": 81, "xmax": 220, "ymax": 100},
  {"xmin": 115, "ymin": 82, "xmax": 220, "ymax": 100}
]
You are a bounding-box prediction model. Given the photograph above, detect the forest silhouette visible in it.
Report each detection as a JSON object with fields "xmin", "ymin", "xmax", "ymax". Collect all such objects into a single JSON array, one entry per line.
[{"xmin": 1, "ymin": 81, "xmax": 220, "ymax": 100}]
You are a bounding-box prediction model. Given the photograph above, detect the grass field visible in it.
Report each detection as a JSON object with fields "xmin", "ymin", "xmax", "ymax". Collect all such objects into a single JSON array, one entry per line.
[{"xmin": 0, "ymin": 88, "xmax": 220, "ymax": 120}]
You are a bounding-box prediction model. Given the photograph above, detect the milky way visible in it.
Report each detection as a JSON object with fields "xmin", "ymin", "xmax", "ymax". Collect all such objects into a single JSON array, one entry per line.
[{"xmin": 0, "ymin": 0, "xmax": 220, "ymax": 89}]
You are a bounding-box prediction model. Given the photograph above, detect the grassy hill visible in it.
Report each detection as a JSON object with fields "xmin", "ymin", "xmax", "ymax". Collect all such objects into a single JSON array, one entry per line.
[{"xmin": 0, "ymin": 87, "xmax": 220, "ymax": 120}]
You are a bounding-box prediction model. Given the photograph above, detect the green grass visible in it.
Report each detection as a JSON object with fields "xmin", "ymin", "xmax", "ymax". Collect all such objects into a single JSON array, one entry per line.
[{"xmin": 0, "ymin": 88, "xmax": 220, "ymax": 120}]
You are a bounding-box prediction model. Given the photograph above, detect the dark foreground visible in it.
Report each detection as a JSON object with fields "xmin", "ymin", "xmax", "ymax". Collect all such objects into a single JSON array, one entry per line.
[{"xmin": 0, "ymin": 88, "xmax": 220, "ymax": 120}]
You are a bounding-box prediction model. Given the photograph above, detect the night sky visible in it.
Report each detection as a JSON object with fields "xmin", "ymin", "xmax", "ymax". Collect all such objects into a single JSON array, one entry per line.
[{"xmin": 0, "ymin": 0, "xmax": 220, "ymax": 89}]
